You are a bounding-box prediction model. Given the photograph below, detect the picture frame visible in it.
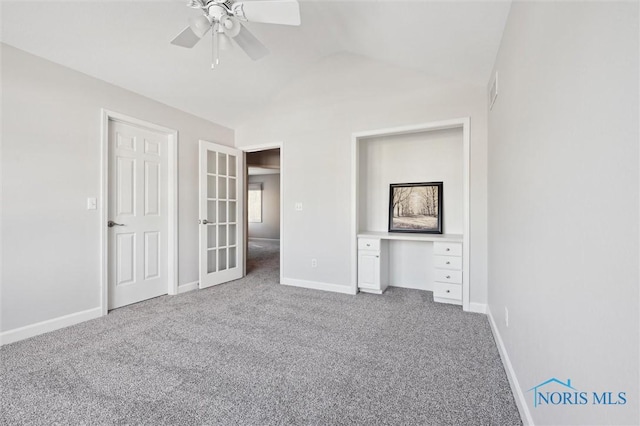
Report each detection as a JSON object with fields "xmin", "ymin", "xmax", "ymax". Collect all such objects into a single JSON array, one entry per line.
[{"xmin": 388, "ymin": 182, "xmax": 443, "ymax": 234}]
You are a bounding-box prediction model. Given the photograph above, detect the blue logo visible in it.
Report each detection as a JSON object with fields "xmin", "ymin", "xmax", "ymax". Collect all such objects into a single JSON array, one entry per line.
[{"xmin": 527, "ymin": 378, "xmax": 627, "ymax": 408}]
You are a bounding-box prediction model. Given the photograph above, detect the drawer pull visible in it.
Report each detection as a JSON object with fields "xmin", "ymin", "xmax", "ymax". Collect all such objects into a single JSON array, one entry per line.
[
  {"xmin": 446, "ymin": 290, "xmax": 450, "ymax": 293},
  {"xmin": 366, "ymin": 244, "xmax": 370, "ymax": 247},
  {"xmin": 446, "ymin": 275, "xmax": 451, "ymax": 279},
  {"xmin": 446, "ymin": 261, "xmax": 450, "ymax": 265},
  {"xmin": 446, "ymin": 248, "xmax": 450, "ymax": 252}
]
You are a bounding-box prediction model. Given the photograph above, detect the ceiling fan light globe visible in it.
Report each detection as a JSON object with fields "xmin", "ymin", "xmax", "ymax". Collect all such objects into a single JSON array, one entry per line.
[
  {"xmin": 221, "ymin": 16, "xmax": 241, "ymax": 38},
  {"xmin": 189, "ymin": 15, "xmax": 212, "ymax": 38}
]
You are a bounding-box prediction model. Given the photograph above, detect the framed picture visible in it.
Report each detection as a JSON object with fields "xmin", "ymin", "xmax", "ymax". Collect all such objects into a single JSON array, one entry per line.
[{"xmin": 389, "ymin": 182, "xmax": 443, "ymax": 234}]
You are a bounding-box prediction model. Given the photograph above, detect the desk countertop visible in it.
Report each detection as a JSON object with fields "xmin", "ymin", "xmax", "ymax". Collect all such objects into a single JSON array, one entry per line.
[{"xmin": 357, "ymin": 231, "xmax": 463, "ymax": 243}]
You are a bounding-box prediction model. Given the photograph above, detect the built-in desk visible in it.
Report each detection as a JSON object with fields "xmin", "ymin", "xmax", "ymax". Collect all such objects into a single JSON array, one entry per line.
[{"xmin": 357, "ymin": 231, "xmax": 463, "ymax": 305}]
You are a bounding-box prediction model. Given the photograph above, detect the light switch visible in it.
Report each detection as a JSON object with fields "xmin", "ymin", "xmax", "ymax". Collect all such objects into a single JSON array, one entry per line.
[
  {"xmin": 87, "ymin": 197, "xmax": 97, "ymax": 210},
  {"xmin": 295, "ymin": 202, "xmax": 303, "ymax": 211}
]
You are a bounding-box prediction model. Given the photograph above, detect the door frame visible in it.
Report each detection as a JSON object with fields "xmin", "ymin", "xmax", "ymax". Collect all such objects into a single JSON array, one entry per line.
[
  {"xmin": 241, "ymin": 142, "xmax": 283, "ymax": 284},
  {"xmin": 100, "ymin": 110, "xmax": 178, "ymax": 316}
]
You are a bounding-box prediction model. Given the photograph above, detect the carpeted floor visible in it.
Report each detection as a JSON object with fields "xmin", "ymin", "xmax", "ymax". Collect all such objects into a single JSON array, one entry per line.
[{"xmin": 0, "ymin": 240, "xmax": 521, "ymax": 425}]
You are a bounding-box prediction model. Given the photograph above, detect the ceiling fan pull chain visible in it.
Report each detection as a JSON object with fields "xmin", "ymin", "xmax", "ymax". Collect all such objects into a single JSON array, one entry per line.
[{"xmin": 211, "ymin": 22, "xmax": 220, "ymax": 69}]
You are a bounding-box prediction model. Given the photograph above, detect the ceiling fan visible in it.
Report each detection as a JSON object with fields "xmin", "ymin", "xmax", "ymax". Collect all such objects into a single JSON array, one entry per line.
[{"xmin": 171, "ymin": 0, "xmax": 301, "ymax": 68}]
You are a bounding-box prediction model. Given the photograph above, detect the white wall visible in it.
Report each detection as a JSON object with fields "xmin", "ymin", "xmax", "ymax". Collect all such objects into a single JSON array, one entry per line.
[
  {"xmin": 359, "ymin": 128, "xmax": 463, "ymax": 234},
  {"xmin": 487, "ymin": 3, "xmax": 638, "ymax": 425},
  {"xmin": 248, "ymin": 174, "xmax": 280, "ymax": 240},
  {"xmin": 236, "ymin": 53, "xmax": 488, "ymax": 304},
  {"xmin": 1, "ymin": 44, "xmax": 234, "ymax": 333}
]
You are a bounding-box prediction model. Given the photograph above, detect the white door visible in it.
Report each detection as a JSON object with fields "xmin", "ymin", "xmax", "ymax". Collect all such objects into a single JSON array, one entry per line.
[
  {"xmin": 108, "ymin": 120, "xmax": 168, "ymax": 309},
  {"xmin": 199, "ymin": 140, "xmax": 244, "ymax": 288}
]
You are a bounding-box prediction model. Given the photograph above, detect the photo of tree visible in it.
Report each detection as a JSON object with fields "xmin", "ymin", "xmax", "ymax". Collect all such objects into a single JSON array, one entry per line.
[{"xmin": 389, "ymin": 182, "xmax": 443, "ymax": 233}]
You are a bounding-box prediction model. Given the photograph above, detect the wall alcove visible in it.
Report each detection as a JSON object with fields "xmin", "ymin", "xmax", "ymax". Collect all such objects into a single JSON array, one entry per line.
[{"xmin": 350, "ymin": 118, "xmax": 470, "ymax": 310}]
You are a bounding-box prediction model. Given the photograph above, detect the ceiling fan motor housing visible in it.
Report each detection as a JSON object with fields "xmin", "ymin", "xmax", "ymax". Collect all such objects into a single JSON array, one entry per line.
[{"xmin": 207, "ymin": 4, "xmax": 228, "ymax": 21}]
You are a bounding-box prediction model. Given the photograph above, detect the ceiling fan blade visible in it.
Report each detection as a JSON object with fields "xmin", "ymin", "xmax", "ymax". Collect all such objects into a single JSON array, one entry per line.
[
  {"xmin": 233, "ymin": 25, "xmax": 269, "ymax": 60},
  {"xmin": 236, "ymin": 0, "xmax": 300, "ymax": 26},
  {"xmin": 170, "ymin": 26, "xmax": 202, "ymax": 48}
]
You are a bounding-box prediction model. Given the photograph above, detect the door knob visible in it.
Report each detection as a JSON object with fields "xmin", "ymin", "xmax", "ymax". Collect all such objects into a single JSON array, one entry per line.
[
  {"xmin": 107, "ymin": 221, "xmax": 125, "ymax": 228},
  {"xmin": 202, "ymin": 219, "xmax": 210, "ymax": 225}
]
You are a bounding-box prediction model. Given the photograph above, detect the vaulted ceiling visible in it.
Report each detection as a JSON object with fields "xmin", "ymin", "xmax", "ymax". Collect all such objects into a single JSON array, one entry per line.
[{"xmin": 1, "ymin": 1, "xmax": 511, "ymax": 127}]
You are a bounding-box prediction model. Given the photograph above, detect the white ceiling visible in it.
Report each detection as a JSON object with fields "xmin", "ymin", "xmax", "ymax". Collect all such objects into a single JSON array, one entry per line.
[{"xmin": 1, "ymin": 0, "xmax": 511, "ymax": 128}]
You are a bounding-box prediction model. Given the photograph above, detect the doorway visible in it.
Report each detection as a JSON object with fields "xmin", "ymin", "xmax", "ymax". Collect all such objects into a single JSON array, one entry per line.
[{"xmin": 244, "ymin": 146, "xmax": 281, "ymax": 281}]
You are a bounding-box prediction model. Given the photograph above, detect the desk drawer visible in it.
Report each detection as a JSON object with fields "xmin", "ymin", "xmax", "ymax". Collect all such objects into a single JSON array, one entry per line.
[
  {"xmin": 434, "ymin": 269, "xmax": 462, "ymax": 284},
  {"xmin": 434, "ymin": 255, "xmax": 462, "ymax": 270},
  {"xmin": 433, "ymin": 242, "xmax": 462, "ymax": 257},
  {"xmin": 434, "ymin": 282, "xmax": 462, "ymax": 300},
  {"xmin": 358, "ymin": 238, "xmax": 380, "ymax": 251}
]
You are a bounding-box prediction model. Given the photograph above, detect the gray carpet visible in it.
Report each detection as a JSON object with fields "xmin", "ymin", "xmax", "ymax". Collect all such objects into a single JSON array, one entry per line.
[{"xmin": 1, "ymin": 240, "xmax": 521, "ymax": 425}]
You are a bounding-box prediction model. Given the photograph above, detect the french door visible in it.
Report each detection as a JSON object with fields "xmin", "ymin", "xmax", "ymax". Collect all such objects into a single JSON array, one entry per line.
[{"xmin": 199, "ymin": 140, "xmax": 244, "ymax": 288}]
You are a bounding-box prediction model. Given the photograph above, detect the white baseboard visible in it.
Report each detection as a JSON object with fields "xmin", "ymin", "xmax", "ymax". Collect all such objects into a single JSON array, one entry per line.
[
  {"xmin": 281, "ymin": 278, "xmax": 357, "ymax": 295},
  {"xmin": 389, "ymin": 283, "xmax": 433, "ymax": 291},
  {"xmin": 178, "ymin": 281, "xmax": 199, "ymax": 294},
  {"xmin": 0, "ymin": 307, "xmax": 103, "ymax": 346},
  {"xmin": 468, "ymin": 302, "xmax": 487, "ymax": 314},
  {"xmin": 249, "ymin": 237, "xmax": 280, "ymax": 242},
  {"xmin": 487, "ymin": 306, "xmax": 534, "ymax": 425}
]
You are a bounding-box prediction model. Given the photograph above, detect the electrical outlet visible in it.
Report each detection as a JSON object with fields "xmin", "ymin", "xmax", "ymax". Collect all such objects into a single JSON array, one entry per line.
[
  {"xmin": 295, "ymin": 202, "xmax": 303, "ymax": 211},
  {"xmin": 87, "ymin": 197, "xmax": 97, "ymax": 210},
  {"xmin": 311, "ymin": 258, "xmax": 317, "ymax": 268},
  {"xmin": 505, "ymin": 307, "xmax": 509, "ymax": 327}
]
